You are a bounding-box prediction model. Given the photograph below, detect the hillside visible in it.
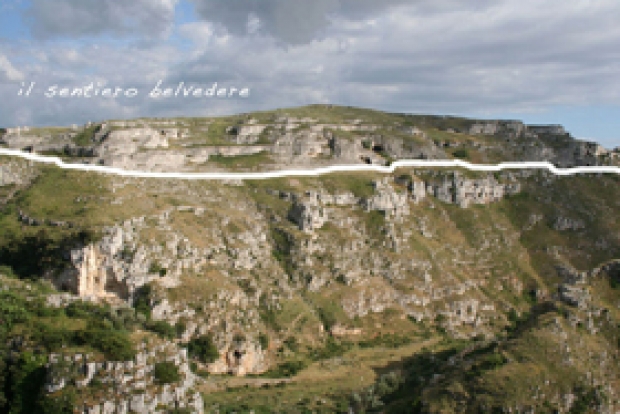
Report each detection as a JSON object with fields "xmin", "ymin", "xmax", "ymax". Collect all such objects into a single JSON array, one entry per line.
[
  {"xmin": 1, "ymin": 105, "xmax": 618, "ymax": 173},
  {"xmin": 0, "ymin": 106, "xmax": 619, "ymax": 413}
]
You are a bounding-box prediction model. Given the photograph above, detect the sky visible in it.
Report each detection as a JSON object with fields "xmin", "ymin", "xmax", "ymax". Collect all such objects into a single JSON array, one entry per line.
[{"xmin": 0, "ymin": 0, "xmax": 619, "ymax": 148}]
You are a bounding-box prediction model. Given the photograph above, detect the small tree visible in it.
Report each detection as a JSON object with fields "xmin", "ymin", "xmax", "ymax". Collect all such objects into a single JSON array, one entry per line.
[
  {"xmin": 187, "ymin": 334, "xmax": 220, "ymax": 363},
  {"xmin": 153, "ymin": 362, "xmax": 180, "ymax": 384}
]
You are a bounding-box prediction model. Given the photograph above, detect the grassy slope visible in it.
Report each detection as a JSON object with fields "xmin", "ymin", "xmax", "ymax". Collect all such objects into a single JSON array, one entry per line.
[{"xmin": 1, "ymin": 153, "xmax": 619, "ymax": 413}]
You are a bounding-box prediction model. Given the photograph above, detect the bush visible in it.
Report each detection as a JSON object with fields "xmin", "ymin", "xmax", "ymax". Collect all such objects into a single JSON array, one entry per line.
[
  {"xmin": 258, "ymin": 333, "xmax": 269, "ymax": 350},
  {"xmin": 310, "ymin": 337, "xmax": 352, "ymax": 360},
  {"xmin": 452, "ymin": 149, "xmax": 469, "ymax": 159},
  {"xmin": 112, "ymin": 308, "xmax": 138, "ymax": 331},
  {"xmin": 75, "ymin": 329, "xmax": 136, "ymax": 361},
  {"xmin": 133, "ymin": 284, "xmax": 152, "ymax": 320},
  {"xmin": 148, "ymin": 261, "xmax": 167, "ymax": 277},
  {"xmin": 65, "ymin": 301, "xmax": 110, "ymax": 320},
  {"xmin": 0, "ymin": 265, "xmax": 16, "ymax": 278},
  {"xmin": 4, "ymin": 351, "xmax": 48, "ymax": 414},
  {"xmin": 72, "ymin": 124, "xmax": 98, "ymax": 147},
  {"xmin": 283, "ymin": 337, "xmax": 299, "ymax": 352},
  {"xmin": 317, "ymin": 307, "xmax": 338, "ymax": 331},
  {"xmin": 39, "ymin": 388, "xmax": 77, "ymax": 414},
  {"xmin": 187, "ymin": 334, "xmax": 220, "ymax": 363},
  {"xmin": 146, "ymin": 320, "xmax": 176, "ymax": 339},
  {"xmin": 153, "ymin": 362, "xmax": 181, "ymax": 384},
  {"xmin": 262, "ymin": 359, "xmax": 308, "ymax": 378},
  {"xmin": 175, "ymin": 320, "xmax": 187, "ymax": 338},
  {"xmin": 32, "ymin": 323, "xmax": 72, "ymax": 351}
]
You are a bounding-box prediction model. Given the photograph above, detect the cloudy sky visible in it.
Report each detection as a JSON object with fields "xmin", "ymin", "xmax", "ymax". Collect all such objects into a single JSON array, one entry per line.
[{"xmin": 1, "ymin": 0, "xmax": 619, "ymax": 147}]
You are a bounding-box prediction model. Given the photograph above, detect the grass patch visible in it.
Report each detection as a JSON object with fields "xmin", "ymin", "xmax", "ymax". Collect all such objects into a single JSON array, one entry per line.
[
  {"xmin": 209, "ymin": 151, "xmax": 274, "ymax": 169},
  {"xmin": 72, "ymin": 125, "xmax": 99, "ymax": 147}
]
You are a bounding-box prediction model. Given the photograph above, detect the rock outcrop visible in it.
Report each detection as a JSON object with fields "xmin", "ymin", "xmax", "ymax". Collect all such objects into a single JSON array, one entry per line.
[
  {"xmin": 45, "ymin": 344, "xmax": 203, "ymax": 414},
  {"xmin": 427, "ymin": 172, "xmax": 521, "ymax": 208},
  {"xmin": 361, "ymin": 178, "xmax": 409, "ymax": 217}
]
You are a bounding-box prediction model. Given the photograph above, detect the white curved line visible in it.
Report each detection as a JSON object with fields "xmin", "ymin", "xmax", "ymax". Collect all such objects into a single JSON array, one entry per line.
[{"xmin": 1, "ymin": 148, "xmax": 619, "ymax": 180}]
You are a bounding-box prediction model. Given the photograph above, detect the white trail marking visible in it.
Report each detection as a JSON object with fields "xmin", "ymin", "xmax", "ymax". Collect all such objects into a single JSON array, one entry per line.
[{"xmin": 1, "ymin": 148, "xmax": 619, "ymax": 180}]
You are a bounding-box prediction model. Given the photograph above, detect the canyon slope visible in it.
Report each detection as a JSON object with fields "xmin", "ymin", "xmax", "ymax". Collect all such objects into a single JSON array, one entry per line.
[{"xmin": 0, "ymin": 105, "xmax": 619, "ymax": 413}]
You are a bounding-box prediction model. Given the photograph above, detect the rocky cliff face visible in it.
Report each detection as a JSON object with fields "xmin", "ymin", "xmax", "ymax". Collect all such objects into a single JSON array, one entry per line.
[
  {"xmin": 3, "ymin": 105, "xmax": 617, "ymax": 172},
  {"xmin": 45, "ymin": 343, "xmax": 203, "ymax": 414},
  {"xmin": 425, "ymin": 172, "xmax": 521, "ymax": 208}
]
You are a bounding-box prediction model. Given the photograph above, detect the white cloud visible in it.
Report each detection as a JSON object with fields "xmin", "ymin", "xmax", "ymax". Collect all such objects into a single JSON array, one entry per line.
[
  {"xmin": 0, "ymin": 55, "xmax": 24, "ymax": 82},
  {"xmin": 27, "ymin": 0, "xmax": 179, "ymax": 39},
  {"xmin": 189, "ymin": 0, "xmax": 412, "ymax": 44},
  {"xmin": 3, "ymin": 0, "xmax": 620, "ymax": 147}
]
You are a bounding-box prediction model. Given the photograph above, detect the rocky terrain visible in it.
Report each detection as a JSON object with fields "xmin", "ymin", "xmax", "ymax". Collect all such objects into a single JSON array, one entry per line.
[
  {"xmin": 1, "ymin": 105, "xmax": 618, "ymax": 173},
  {"xmin": 0, "ymin": 105, "xmax": 619, "ymax": 413}
]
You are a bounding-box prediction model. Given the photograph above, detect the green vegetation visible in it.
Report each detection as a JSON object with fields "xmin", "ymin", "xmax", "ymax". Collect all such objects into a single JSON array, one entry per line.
[
  {"xmin": 452, "ymin": 148, "xmax": 469, "ymax": 159},
  {"xmin": 0, "ymin": 211, "xmax": 99, "ymax": 280},
  {"xmin": 318, "ymin": 174, "xmax": 376, "ymax": 198},
  {"xmin": 270, "ymin": 227, "xmax": 294, "ymax": 275},
  {"xmin": 145, "ymin": 320, "xmax": 176, "ymax": 339},
  {"xmin": 153, "ymin": 362, "xmax": 181, "ymax": 384},
  {"xmin": 258, "ymin": 333, "xmax": 269, "ymax": 350},
  {"xmin": 133, "ymin": 284, "xmax": 153, "ymax": 320},
  {"xmin": 1, "ymin": 113, "xmax": 620, "ymax": 412},
  {"xmin": 148, "ymin": 261, "xmax": 168, "ymax": 277},
  {"xmin": 187, "ymin": 334, "xmax": 220, "ymax": 363},
  {"xmin": 71, "ymin": 125, "xmax": 99, "ymax": 147},
  {"xmin": 260, "ymin": 359, "xmax": 308, "ymax": 378},
  {"xmin": 317, "ymin": 306, "xmax": 338, "ymax": 331},
  {"xmin": 74, "ymin": 328, "xmax": 136, "ymax": 361},
  {"xmin": 364, "ymin": 210, "xmax": 386, "ymax": 241},
  {"xmin": 0, "ymin": 278, "xmax": 139, "ymax": 413},
  {"xmin": 358, "ymin": 333, "xmax": 413, "ymax": 349},
  {"xmin": 308, "ymin": 337, "xmax": 353, "ymax": 361},
  {"xmin": 208, "ymin": 151, "xmax": 274, "ymax": 169}
]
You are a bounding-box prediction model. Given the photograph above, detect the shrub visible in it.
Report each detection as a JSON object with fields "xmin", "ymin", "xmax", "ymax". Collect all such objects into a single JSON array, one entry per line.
[
  {"xmin": 133, "ymin": 284, "xmax": 152, "ymax": 320},
  {"xmin": 75, "ymin": 329, "xmax": 136, "ymax": 361},
  {"xmin": 317, "ymin": 307, "xmax": 338, "ymax": 331},
  {"xmin": 0, "ymin": 265, "xmax": 16, "ymax": 278},
  {"xmin": 65, "ymin": 300, "xmax": 110, "ymax": 320},
  {"xmin": 4, "ymin": 351, "xmax": 48, "ymax": 414},
  {"xmin": 175, "ymin": 320, "xmax": 187, "ymax": 337},
  {"xmin": 32, "ymin": 323, "xmax": 72, "ymax": 351},
  {"xmin": 262, "ymin": 359, "xmax": 308, "ymax": 378},
  {"xmin": 146, "ymin": 320, "xmax": 176, "ymax": 339},
  {"xmin": 283, "ymin": 337, "xmax": 299, "ymax": 352},
  {"xmin": 452, "ymin": 149, "xmax": 469, "ymax": 159},
  {"xmin": 153, "ymin": 362, "xmax": 181, "ymax": 384},
  {"xmin": 167, "ymin": 409, "xmax": 192, "ymax": 414},
  {"xmin": 258, "ymin": 333, "xmax": 269, "ymax": 350},
  {"xmin": 149, "ymin": 261, "xmax": 167, "ymax": 277},
  {"xmin": 39, "ymin": 388, "xmax": 77, "ymax": 414},
  {"xmin": 112, "ymin": 308, "xmax": 138, "ymax": 331},
  {"xmin": 310, "ymin": 337, "xmax": 352, "ymax": 360},
  {"xmin": 187, "ymin": 334, "xmax": 220, "ymax": 363},
  {"xmin": 72, "ymin": 124, "xmax": 98, "ymax": 147}
]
